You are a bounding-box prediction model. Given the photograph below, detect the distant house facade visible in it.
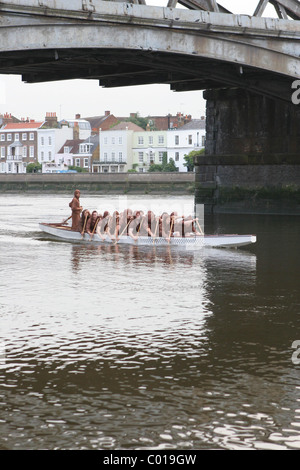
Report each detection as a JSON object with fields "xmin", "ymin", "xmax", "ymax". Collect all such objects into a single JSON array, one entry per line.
[
  {"xmin": 167, "ymin": 118, "xmax": 206, "ymax": 171},
  {"xmin": 0, "ymin": 121, "xmax": 44, "ymax": 173},
  {"xmin": 132, "ymin": 130, "xmax": 167, "ymax": 172},
  {"xmin": 97, "ymin": 122, "xmax": 144, "ymax": 173}
]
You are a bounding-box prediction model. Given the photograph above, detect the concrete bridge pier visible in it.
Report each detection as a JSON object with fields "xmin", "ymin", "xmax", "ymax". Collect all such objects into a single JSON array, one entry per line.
[{"xmin": 195, "ymin": 88, "xmax": 300, "ymax": 214}]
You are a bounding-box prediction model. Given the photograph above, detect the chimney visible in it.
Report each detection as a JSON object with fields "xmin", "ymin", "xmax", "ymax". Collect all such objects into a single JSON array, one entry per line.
[
  {"xmin": 73, "ymin": 122, "xmax": 79, "ymax": 140},
  {"xmin": 45, "ymin": 112, "xmax": 58, "ymax": 128},
  {"xmin": 105, "ymin": 111, "xmax": 110, "ymax": 117}
]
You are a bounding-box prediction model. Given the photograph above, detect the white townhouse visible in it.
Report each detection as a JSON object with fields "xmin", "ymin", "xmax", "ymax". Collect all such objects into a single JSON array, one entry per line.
[
  {"xmin": 132, "ymin": 130, "xmax": 168, "ymax": 172},
  {"xmin": 37, "ymin": 125, "xmax": 73, "ymax": 165},
  {"xmin": 167, "ymin": 118, "xmax": 206, "ymax": 172},
  {"xmin": 98, "ymin": 122, "xmax": 144, "ymax": 173}
]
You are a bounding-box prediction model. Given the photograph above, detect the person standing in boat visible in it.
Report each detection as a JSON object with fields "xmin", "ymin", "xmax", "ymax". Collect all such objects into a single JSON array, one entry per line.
[{"xmin": 69, "ymin": 189, "xmax": 83, "ymax": 231}]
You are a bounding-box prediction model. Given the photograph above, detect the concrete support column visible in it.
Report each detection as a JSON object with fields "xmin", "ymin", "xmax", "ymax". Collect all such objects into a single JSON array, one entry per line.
[{"xmin": 195, "ymin": 88, "xmax": 300, "ymax": 214}]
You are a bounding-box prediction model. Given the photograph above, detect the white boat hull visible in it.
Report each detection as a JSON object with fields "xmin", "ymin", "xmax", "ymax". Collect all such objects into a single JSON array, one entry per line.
[{"xmin": 39, "ymin": 223, "xmax": 256, "ymax": 248}]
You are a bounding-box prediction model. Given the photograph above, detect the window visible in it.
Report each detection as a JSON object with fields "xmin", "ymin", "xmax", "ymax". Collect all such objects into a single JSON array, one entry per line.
[
  {"xmin": 75, "ymin": 158, "xmax": 80, "ymax": 167},
  {"xmin": 48, "ymin": 151, "xmax": 52, "ymax": 160},
  {"xmin": 23, "ymin": 146, "xmax": 27, "ymax": 158},
  {"xmin": 1, "ymin": 147, "xmax": 5, "ymax": 158},
  {"xmin": 158, "ymin": 151, "xmax": 164, "ymax": 163},
  {"xmin": 175, "ymin": 152, "xmax": 179, "ymax": 162},
  {"xmin": 84, "ymin": 158, "xmax": 89, "ymax": 168},
  {"xmin": 41, "ymin": 151, "xmax": 44, "ymax": 161},
  {"xmin": 188, "ymin": 135, "xmax": 192, "ymax": 145},
  {"xmin": 15, "ymin": 133, "xmax": 19, "ymax": 141},
  {"xmin": 48, "ymin": 136, "xmax": 52, "ymax": 145},
  {"xmin": 138, "ymin": 167, "xmax": 144, "ymax": 173},
  {"xmin": 22, "ymin": 133, "xmax": 27, "ymax": 141},
  {"xmin": 158, "ymin": 135, "xmax": 164, "ymax": 144},
  {"xmin": 64, "ymin": 146, "xmax": 69, "ymax": 153},
  {"xmin": 103, "ymin": 152, "xmax": 107, "ymax": 162},
  {"xmin": 138, "ymin": 152, "xmax": 144, "ymax": 163},
  {"xmin": 149, "ymin": 152, "xmax": 155, "ymax": 165},
  {"xmin": 118, "ymin": 152, "xmax": 123, "ymax": 162},
  {"xmin": 0, "ymin": 134, "xmax": 5, "ymax": 141},
  {"xmin": 175, "ymin": 135, "xmax": 179, "ymax": 145},
  {"xmin": 148, "ymin": 136, "xmax": 153, "ymax": 145},
  {"xmin": 118, "ymin": 137, "xmax": 122, "ymax": 145},
  {"xmin": 138, "ymin": 136, "xmax": 144, "ymax": 145},
  {"xmin": 111, "ymin": 137, "xmax": 115, "ymax": 145},
  {"xmin": 104, "ymin": 137, "xmax": 108, "ymax": 145},
  {"xmin": 111, "ymin": 152, "xmax": 115, "ymax": 162},
  {"xmin": 29, "ymin": 133, "xmax": 34, "ymax": 141},
  {"xmin": 7, "ymin": 134, "xmax": 12, "ymax": 141},
  {"xmin": 41, "ymin": 137, "xmax": 44, "ymax": 146},
  {"xmin": 29, "ymin": 146, "xmax": 34, "ymax": 158},
  {"xmin": 1, "ymin": 162, "xmax": 5, "ymax": 172},
  {"xmin": 8, "ymin": 163, "xmax": 12, "ymax": 172}
]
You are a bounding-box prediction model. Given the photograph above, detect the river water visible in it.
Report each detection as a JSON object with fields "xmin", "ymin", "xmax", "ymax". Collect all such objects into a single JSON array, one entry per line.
[{"xmin": 0, "ymin": 193, "xmax": 299, "ymax": 451}]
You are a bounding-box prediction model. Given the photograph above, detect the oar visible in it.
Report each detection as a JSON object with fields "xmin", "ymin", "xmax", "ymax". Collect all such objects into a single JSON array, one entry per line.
[
  {"xmin": 81, "ymin": 213, "xmax": 88, "ymax": 239},
  {"xmin": 167, "ymin": 217, "xmax": 174, "ymax": 244},
  {"xmin": 62, "ymin": 214, "xmax": 72, "ymax": 225},
  {"xmin": 152, "ymin": 218, "xmax": 159, "ymax": 245},
  {"xmin": 196, "ymin": 218, "xmax": 204, "ymax": 236},
  {"xmin": 89, "ymin": 217, "xmax": 100, "ymax": 241},
  {"xmin": 114, "ymin": 219, "xmax": 131, "ymax": 245}
]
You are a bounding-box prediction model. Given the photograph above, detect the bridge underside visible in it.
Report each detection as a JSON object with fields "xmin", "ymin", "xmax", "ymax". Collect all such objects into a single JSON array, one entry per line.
[
  {"xmin": 0, "ymin": 47, "xmax": 293, "ymax": 103},
  {"xmin": 0, "ymin": 1, "xmax": 299, "ymax": 102}
]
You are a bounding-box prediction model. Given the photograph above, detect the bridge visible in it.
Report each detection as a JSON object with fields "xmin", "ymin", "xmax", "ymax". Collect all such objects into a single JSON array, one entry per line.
[
  {"xmin": 0, "ymin": 0, "xmax": 299, "ymax": 102},
  {"xmin": 0, "ymin": 0, "xmax": 300, "ymax": 213}
]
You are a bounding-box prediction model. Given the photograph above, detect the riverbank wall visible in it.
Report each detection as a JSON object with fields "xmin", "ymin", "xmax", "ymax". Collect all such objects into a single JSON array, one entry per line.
[
  {"xmin": 195, "ymin": 154, "xmax": 300, "ymax": 215},
  {"xmin": 0, "ymin": 172, "xmax": 195, "ymax": 194}
]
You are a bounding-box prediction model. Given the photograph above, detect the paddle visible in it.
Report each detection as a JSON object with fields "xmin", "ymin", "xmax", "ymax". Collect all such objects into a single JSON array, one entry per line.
[
  {"xmin": 196, "ymin": 218, "xmax": 204, "ymax": 236},
  {"xmin": 61, "ymin": 214, "xmax": 72, "ymax": 225},
  {"xmin": 152, "ymin": 217, "xmax": 159, "ymax": 245},
  {"xmin": 167, "ymin": 217, "xmax": 174, "ymax": 244},
  {"xmin": 114, "ymin": 219, "xmax": 131, "ymax": 245},
  {"xmin": 81, "ymin": 213, "xmax": 89, "ymax": 239},
  {"xmin": 89, "ymin": 217, "xmax": 100, "ymax": 241}
]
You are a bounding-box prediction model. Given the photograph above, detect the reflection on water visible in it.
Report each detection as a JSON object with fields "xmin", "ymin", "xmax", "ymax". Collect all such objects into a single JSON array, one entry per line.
[{"xmin": 0, "ymin": 194, "xmax": 299, "ymax": 450}]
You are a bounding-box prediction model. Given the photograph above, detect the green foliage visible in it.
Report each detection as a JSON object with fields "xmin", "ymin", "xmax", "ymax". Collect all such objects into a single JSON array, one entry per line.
[
  {"xmin": 126, "ymin": 113, "xmax": 149, "ymax": 130},
  {"xmin": 68, "ymin": 165, "xmax": 87, "ymax": 173},
  {"xmin": 183, "ymin": 148, "xmax": 205, "ymax": 171},
  {"xmin": 26, "ymin": 162, "xmax": 42, "ymax": 173},
  {"xmin": 148, "ymin": 155, "xmax": 178, "ymax": 172},
  {"xmin": 127, "ymin": 169, "xmax": 137, "ymax": 173}
]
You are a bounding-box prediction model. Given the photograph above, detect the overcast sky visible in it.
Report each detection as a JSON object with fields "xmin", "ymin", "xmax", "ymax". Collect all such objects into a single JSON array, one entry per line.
[{"xmin": 0, "ymin": 0, "xmax": 277, "ymax": 122}]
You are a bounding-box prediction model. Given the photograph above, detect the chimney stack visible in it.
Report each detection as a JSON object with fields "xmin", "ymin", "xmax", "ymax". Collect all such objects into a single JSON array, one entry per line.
[{"xmin": 105, "ymin": 111, "xmax": 110, "ymax": 117}]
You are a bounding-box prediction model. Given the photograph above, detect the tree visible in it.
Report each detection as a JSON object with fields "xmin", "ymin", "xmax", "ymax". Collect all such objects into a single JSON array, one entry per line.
[
  {"xmin": 126, "ymin": 112, "xmax": 149, "ymax": 130},
  {"xmin": 68, "ymin": 165, "xmax": 87, "ymax": 173},
  {"xmin": 148, "ymin": 154, "xmax": 178, "ymax": 172},
  {"xmin": 183, "ymin": 149, "xmax": 205, "ymax": 172},
  {"xmin": 26, "ymin": 162, "xmax": 42, "ymax": 173}
]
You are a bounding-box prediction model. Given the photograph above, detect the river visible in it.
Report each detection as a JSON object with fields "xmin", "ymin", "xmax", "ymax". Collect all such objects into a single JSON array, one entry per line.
[{"xmin": 0, "ymin": 193, "xmax": 299, "ymax": 451}]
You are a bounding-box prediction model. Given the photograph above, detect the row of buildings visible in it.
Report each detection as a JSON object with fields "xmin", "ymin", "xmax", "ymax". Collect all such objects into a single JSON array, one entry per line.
[{"xmin": 0, "ymin": 111, "xmax": 206, "ymax": 174}]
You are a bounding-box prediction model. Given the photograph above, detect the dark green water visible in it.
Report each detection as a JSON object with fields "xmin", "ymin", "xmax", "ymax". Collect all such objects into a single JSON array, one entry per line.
[{"xmin": 0, "ymin": 194, "xmax": 299, "ymax": 450}]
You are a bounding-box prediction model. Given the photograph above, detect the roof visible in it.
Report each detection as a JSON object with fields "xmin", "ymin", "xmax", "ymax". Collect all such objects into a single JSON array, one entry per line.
[
  {"xmin": 108, "ymin": 121, "xmax": 145, "ymax": 132},
  {"xmin": 177, "ymin": 119, "xmax": 206, "ymax": 130},
  {"xmin": 84, "ymin": 115, "xmax": 111, "ymax": 129},
  {"xmin": 3, "ymin": 121, "xmax": 44, "ymax": 130},
  {"xmin": 58, "ymin": 139, "xmax": 85, "ymax": 154}
]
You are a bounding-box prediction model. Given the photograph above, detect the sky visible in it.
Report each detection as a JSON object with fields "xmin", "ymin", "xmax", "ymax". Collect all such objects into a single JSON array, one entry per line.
[{"xmin": 0, "ymin": 0, "xmax": 278, "ymax": 122}]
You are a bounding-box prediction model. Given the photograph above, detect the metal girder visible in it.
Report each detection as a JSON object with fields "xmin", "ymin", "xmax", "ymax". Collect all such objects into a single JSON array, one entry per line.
[{"xmin": 254, "ymin": 0, "xmax": 300, "ymax": 19}]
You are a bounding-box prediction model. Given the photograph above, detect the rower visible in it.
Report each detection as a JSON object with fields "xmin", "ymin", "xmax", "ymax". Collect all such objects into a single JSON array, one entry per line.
[{"xmin": 69, "ymin": 189, "xmax": 83, "ymax": 231}]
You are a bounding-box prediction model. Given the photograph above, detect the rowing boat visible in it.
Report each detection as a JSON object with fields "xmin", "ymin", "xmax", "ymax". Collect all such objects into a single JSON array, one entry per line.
[{"xmin": 39, "ymin": 223, "xmax": 257, "ymax": 248}]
